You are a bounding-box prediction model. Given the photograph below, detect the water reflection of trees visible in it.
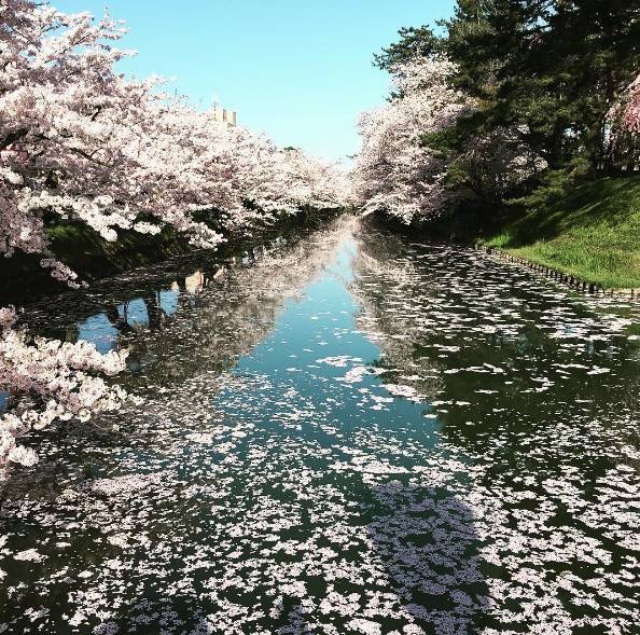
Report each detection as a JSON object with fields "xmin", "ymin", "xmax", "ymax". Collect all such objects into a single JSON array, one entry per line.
[
  {"xmin": 4, "ymin": 218, "xmax": 639, "ymax": 633},
  {"xmin": 351, "ymin": 223, "xmax": 640, "ymax": 458},
  {"xmin": 351, "ymin": 227, "xmax": 445, "ymax": 404},
  {"xmin": 114, "ymin": 217, "xmax": 356, "ymax": 390},
  {"xmin": 1, "ymin": 218, "xmax": 356, "ymax": 490},
  {"xmin": 18, "ymin": 217, "xmax": 357, "ymax": 393}
]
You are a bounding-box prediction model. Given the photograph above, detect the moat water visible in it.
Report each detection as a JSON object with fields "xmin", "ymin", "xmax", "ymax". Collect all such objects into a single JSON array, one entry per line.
[{"xmin": 1, "ymin": 217, "xmax": 639, "ymax": 634}]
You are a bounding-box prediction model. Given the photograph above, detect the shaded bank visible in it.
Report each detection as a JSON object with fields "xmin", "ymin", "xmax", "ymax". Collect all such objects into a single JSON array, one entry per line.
[
  {"xmin": 0, "ymin": 206, "xmax": 344, "ymax": 299},
  {"xmin": 368, "ymin": 176, "xmax": 640, "ymax": 290}
]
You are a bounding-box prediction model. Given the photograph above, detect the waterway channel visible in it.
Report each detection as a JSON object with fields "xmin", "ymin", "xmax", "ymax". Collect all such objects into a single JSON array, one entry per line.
[{"xmin": 1, "ymin": 217, "xmax": 639, "ymax": 634}]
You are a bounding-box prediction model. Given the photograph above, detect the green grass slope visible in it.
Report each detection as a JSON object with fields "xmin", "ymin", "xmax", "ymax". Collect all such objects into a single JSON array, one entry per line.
[{"xmin": 482, "ymin": 177, "xmax": 640, "ymax": 289}]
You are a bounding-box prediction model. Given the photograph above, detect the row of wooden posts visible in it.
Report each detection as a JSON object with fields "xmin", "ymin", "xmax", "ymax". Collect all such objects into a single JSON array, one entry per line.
[{"xmin": 478, "ymin": 246, "xmax": 640, "ymax": 299}]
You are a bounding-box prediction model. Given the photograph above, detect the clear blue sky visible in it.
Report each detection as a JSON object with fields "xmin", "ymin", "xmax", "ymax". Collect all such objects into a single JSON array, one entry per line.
[{"xmin": 54, "ymin": 1, "xmax": 455, "ymax": 162}]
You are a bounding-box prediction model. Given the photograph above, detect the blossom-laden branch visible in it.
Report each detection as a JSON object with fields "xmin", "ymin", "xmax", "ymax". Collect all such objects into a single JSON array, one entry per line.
[
  {"xmin": 351, "ymin": 57, "xmax": 473, "ymax": 223},
  {"xmin": 609, "ymin": 71, "xmax": 640, "ymax": 136},
  {"xmin": 0, "ymin": 308, "xmax": 127, "ymax": 478}
]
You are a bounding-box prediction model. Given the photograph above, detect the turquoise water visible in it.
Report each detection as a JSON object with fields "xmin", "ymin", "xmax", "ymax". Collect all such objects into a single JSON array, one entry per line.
[{"xmin": 0, "ymin": 218, "xmax": 639, "ymax": 634}]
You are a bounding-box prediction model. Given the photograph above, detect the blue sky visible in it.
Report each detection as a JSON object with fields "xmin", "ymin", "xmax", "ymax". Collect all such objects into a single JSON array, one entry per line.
[{"xmin": 54, "ymin": 1, "xmax": 455, "ymax": 162}]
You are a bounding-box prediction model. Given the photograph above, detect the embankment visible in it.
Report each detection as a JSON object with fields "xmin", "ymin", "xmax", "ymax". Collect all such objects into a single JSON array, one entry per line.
[
  {"xmin": 480, "ymin": 176, "xmax": 640, "ymax": 290},
  {"xmin": 0, "ymin": 208, "xmax": 342, "ymax": 299}
]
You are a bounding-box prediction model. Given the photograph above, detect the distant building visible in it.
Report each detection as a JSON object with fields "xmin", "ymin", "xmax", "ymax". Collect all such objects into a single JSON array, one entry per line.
[{"xmin": 212, "ymin": 106, "xmax": 237, "ymax": 126}]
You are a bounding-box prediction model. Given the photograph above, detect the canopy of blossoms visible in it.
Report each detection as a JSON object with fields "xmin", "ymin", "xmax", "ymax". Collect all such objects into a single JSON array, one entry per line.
[{"xmin": 0, "ymin": 0, "xmax": 351, "ymax": 261}]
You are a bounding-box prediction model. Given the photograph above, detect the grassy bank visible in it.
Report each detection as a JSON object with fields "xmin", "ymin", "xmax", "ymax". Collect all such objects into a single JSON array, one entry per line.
[{"xmin": 481, "ymin": 176, "xmax": 640, "ymax": 289}]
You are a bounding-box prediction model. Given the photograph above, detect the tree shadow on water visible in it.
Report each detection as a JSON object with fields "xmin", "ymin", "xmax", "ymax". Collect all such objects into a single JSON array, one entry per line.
[
  {"xmin": 275, "ymin": 603, "xmax": 316, "ymax": 635},
  {"xmin": 367, "ymin": 481, "xmax": 490, "ymax": 635}
]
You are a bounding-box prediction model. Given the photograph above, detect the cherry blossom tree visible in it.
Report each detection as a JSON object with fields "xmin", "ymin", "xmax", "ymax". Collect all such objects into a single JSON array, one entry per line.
[
  {"xmin": 602, "ymin": 71, "xmax": 640, "ymax": 170},
  {"xmin": 352, "ymin": 56, "xmax": 473, "ymax": 224},
  {"xmin": 0, "ymin": 0, "xmax": 349, "ymax": 267},
  {"xmin": 608, "ymin": 72, "xmax": 640, "ymax": 137},
  {"xmin": 0, "ymin": 1, "xmax": 180, "ymax": 255},
  {"xmin": 0, "ymin": 0, "xmax": 351, "ymax": 477}
]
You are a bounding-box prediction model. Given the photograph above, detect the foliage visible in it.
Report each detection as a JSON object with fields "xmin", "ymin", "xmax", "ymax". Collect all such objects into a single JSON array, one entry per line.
[
  {"xmin": 443, "ymin": 1, "xmax": 640, "ymax": 168},
  {"xmin": 359, "ymin": 0, "xmax": 640, "ymax": 227},
  {"xmin": 373, "ymin": 25, "xmax": 442, "ymax": 71}
]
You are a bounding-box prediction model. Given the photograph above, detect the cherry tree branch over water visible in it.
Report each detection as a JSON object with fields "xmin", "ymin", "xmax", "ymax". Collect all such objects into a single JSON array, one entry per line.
[{"xmin": 351, "ymin": 57, "xmax": 474, "ymax": 224}]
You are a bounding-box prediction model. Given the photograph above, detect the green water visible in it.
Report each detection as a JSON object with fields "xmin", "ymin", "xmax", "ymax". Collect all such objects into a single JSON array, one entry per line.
[{"xmin": 1, "ymin": 218, "xmax": 639, "ymax": 634}]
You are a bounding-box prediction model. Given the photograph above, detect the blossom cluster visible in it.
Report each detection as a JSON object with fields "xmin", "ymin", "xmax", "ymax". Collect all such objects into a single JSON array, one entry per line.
[
  {"xmin": 612, "ymin": 72, "xmax": 640, "ymax": 136},
  {"xmin": 0, "ymin": 0, "xmax": 351, "ymax": 271},
  {"xmin": 351, "ymin": 57, "xmax": 472, "ymax": 223},
  {"xmin": 0, "ymin": 308, "xmax": 127, "ymax": 476}
]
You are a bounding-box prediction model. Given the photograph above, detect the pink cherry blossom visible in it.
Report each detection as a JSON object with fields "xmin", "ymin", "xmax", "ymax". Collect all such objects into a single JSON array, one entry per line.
[
  {"xmin": 613, "ymin": 72, "xmax": 640, "ymax": 135},
  {"xmin": 352, "ymin": 57, "xmax": 473, "ymax": 223}
]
